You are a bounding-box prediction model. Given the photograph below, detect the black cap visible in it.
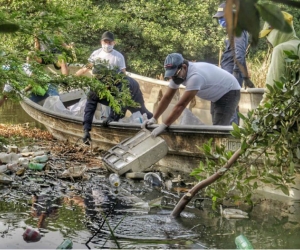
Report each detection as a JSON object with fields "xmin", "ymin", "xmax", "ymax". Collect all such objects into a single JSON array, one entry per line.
[
  {"xmin": 101, "ymin": 31, "xmax": 114, "ymax": 41},
  {"xmin": 164, "ymin": 53, "xmax": 184, "ymax": 78},
  {"xmin": 213, "ymin": 2, "xmax": 225, "ymax": 18}
]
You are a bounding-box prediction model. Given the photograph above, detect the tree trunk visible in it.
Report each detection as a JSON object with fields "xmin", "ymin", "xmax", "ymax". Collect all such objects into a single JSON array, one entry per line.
[{"xmin": 171, "ymin": 134, "xmax": 257, "ymax": 218}]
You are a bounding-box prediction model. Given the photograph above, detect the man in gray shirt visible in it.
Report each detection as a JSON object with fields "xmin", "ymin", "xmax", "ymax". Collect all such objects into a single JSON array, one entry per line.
[{"xmin": 142, "ymin": 53, "xmax": 241, "ymax": 137}]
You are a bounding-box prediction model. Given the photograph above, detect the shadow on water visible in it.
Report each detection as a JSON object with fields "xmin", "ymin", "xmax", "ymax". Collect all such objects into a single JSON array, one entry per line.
[
  {"xmin": 0, "ymin": 100, "xmax": 45, "ymax": 129},
  {"xmin": 0, "ymin": 169, "xmax": 300, "ymax": 249}
]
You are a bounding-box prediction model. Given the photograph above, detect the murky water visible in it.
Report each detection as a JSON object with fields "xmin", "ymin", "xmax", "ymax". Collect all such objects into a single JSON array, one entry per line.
[
  {"xmin": 1, "ymin": 101, "xmax": 300, "ymax": 249},
  {"xmin": 0, "ymin": 100, "xmax": 45, "ymax": 129}
]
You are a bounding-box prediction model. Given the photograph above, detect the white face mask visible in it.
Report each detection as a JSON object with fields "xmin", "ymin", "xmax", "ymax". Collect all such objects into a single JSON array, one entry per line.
[{"xmin": 102, "ymin": 44, "xmax": 114, "ymax": 53}]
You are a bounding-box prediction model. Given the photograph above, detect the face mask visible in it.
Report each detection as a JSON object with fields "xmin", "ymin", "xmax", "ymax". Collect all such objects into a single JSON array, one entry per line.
[
  {"xmin": 218, "ymin": 17, "xmax": 226, "ymax": 28},
  {"xmin": 172, "ymin": 76, "xmax": 185, "ymax": 85},
  {"xmin": 102, "ymin": 44, "xmax": 114, "ymax": 53}
]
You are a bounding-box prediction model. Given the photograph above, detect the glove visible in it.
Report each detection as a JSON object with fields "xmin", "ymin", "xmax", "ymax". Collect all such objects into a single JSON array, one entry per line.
[
  {"xmin": 83, "ymin": 130, "xmax": 91, "ymax": 145},
  {"xmin": 151, "ymin": 124, "xmax": 168, "ymax": 137},
  {"xmin": 243, "ymin": 77, "xmax": 255, "ymax": 89},
  {"xmin": 102, "ymin": 117, "xmax": 113, "ymax": 127},
  {"xmin": 141, "ymin": 117, "xmax": 157, "ymax": 129}
]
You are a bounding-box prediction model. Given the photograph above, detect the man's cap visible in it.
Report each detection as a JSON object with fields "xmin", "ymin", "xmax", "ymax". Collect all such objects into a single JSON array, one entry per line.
[
  {"xmin": 213, "ymin": 2, "xmax": 226, "ymax": 18},
  {"xmin": 101, "ymin": 31, "xmax": 114, "ymax": 41},
  {"xmin": 259, "ymin": 11, "xmax": 293, "ymax": 38},
  {"xmin": 164, "ymin": 53, "xmax": 184, "ymax": 78}
]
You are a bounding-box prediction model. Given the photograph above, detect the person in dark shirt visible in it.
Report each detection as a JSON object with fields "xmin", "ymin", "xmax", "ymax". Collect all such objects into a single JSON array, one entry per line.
[
  {"xmin": 82, "ymin": 70, "xmax": 153, "ymax": 143},
  {"xmin": 213, "ymin": 2, "xmax": 255, "ymax": 124}
]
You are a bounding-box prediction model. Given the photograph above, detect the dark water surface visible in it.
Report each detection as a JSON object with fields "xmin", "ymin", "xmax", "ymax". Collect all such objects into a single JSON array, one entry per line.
[
  {"xmin": 0, "ymin": 100, "xmax": 45, "ymax": 129},
  {"xmin": 0, "ymin": 101, "xmax": 300, "ymax": 249}
]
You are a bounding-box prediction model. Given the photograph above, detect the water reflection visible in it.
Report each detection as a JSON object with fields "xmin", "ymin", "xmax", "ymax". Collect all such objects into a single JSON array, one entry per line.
[
  {"xmin": 0, "ymin": 172, "xmax": 300, "ymax": 249},
  {"xmin": 0, "ymin": 100, "xmax": 45, "ymax": 129}
]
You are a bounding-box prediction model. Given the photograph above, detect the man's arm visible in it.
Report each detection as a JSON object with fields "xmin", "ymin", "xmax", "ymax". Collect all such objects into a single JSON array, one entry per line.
[
  {"xmin": 233, "ymin": 32, "xmax": 249, "ymax": 77},
  {"xmin": 75, "ymin": 63, "xmax": 93, "ymax": 76},
  {"xmin": 153, "ymin": 87, "xmax": 177, "ymax": 121},
  {"xmin": 164, "ymin": 90, "xmax": 198, "ymax": 126}
]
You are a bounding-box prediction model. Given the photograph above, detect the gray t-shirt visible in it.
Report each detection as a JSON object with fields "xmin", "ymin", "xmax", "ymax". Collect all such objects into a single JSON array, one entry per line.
[{"xmin": 169, "ymin": 62, "xmax": 241, "ymax": 102}]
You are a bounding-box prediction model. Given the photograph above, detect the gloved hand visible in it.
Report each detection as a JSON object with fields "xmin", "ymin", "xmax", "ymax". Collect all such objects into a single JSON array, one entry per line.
[
  {"xmin": 83, "ymin": 130, "xmax": 91, "ymax": 145},
  {"xmin": 141, "ymin": 117, "xmax": 157, "ymax": 129},
  {"xmin": 151, "ymin": 124, "xmax": 168, "ymax": 137},
  {"xmin": 243, "ymin": 77, "xmax": 255, "ymax": 88},
  {"xmin": 102, "ymin": 117, "xmax": 113, "ymax": 127}
]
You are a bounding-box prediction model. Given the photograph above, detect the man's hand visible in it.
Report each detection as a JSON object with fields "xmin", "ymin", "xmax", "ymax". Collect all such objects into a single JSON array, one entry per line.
[
  {"xmin": 83, "ymin": 130, "xmax": 91, "ymax": 145},
  {"xmin": 102, "ymin": 118, "xmax": 113, "ymax": 127},
  {"xmin": 141, "ymin": 117, "xmax": 157, "ymax": 129},
  {"xmin": 151, "ymin": 124, "xmax": 168, "ymax": 137},
  {"xmin": 243, "ymin": 77, "xmax": 255, "ymax": 88}
]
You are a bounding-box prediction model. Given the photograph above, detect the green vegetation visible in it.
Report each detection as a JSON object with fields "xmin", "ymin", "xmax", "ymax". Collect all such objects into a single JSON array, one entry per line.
[
  {"xmin": 0, "ymin": 0, "xmax": 300, "ymax": 207},
  {"xmin": 191, "ymin": 50, "xmax": 300, "ymax": 206}
]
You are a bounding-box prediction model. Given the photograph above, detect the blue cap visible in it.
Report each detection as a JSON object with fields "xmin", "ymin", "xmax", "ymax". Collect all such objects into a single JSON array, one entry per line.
[
  {"xmin": 164, "ymin": 53, "xmax": 184, "ymax": 78},
  {"xmin": 213, "ymin": 2, "xmax": 226, "ymax": 18}
]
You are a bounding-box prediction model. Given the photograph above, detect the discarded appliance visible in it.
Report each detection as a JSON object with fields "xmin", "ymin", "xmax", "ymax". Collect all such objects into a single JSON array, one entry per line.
[{"xmin": 102, "ymin": 129, "xmax": 168, "ymax": 175}]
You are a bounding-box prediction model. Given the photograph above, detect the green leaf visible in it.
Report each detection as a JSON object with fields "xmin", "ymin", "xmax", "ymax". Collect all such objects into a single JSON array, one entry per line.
[
  {"xmin": 256, "ymin": 2, "xmax": 292, "ymax": 33},
  {"xmin": 279, "ymin": 185, "xmax": 290, "ymax": 196},
  {"xmin": 296, "ymin": 147, "xmax": 300, "ymax": 159},
  {"xmin": 237, "ymin": 1, "xmax": 260, "ymax": 45}
]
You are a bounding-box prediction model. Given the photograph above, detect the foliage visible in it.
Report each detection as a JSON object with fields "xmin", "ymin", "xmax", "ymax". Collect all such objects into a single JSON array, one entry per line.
[{"xmin": 191, "ymin": 51, "xmax": 300, "ymax": 206}]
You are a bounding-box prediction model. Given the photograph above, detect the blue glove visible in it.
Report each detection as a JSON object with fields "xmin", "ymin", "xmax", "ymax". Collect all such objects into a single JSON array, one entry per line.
[{"xmin": 151, "ymin": 124, "xmax": 168, "ymax": 137}]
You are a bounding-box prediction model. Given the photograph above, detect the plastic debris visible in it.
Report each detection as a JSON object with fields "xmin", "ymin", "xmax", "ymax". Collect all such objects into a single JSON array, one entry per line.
[
  {"xmin": 109, "ymin": 173, "xmax": 121, "ymax": 187},
  {"xmin": 235, "ymin": 234, "xmax": 254, "ymax": 249},
  {"xmin": 22, "ymin": 227, "xmax": 41, "ymax": 242},
  {"xmin": 56, "ymin": 239, "xmax": 73, "ymax": 249},
  {"xmin": 144, "ymin": 172, "xmax": 163, "ymax": 187},
  {"xmin": 220, "ymin": 205, "xmax": 249, "ymax": 219}
]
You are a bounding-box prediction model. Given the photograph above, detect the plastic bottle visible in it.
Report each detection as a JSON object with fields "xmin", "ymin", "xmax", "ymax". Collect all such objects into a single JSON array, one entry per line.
[
  {"xmin": 56, "ymin": 239, "xmax": 73, "ymax": 249},
  {"xmin": 32, "ymin": 154, "xmax": 48, "ymax": 163},
  {"xmin": 109, "ymin": 173, "xmax": 121, "ymax": 187},
  {"xmin": 28, "ymin": 162, "xmax": 46, "ymax": 170},
  {"xmin": 18, "ymin": 157, "xmax": 29, "ymax": 167},
  {"xmin": 0, "ymin": 152, "xmax": 20, "ymax": 164},
  {"xmin": 235, "ymin": 235, "xmax": 254, "ymax": 249}
]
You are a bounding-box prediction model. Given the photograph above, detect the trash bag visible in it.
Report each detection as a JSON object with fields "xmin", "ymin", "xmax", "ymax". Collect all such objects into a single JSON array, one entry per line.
[
  {"xmin": 43, "ymin": 96, "xmax": 73, "ymax": 115},
  {"xmin": 68, "ymin": 96, "xmax": 87, "ymax": 117},
  {"xmin": 179, "ymin": 108, "xmax": 204, "ymax": 125}
]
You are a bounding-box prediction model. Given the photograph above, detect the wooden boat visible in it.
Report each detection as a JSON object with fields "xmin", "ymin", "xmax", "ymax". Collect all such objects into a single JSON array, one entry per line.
[{"xmin": 20, "ymin": 65, "xmax": 265, "ymax": 174}]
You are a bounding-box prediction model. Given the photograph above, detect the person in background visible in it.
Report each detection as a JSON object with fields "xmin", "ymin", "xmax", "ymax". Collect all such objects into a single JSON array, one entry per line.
[
  {"xmin": 75, "ymin": 31, "xmax": 126, "ymax": 76},
  {"xmin": 27, "ymin": 32, "xmax": 71, "ymax": 75},
  {"xmin": 141, "ymin": 53, "xmax": 241, "ymax": 137},
  {"xmin": 75, "ymin": 31, "xmax": 126, "ymax": 119},
  {"xmin": 0, "ymin": 64, "xmax": 59, "ymax": 107},
  {"xmin": 259, "ymin": 11, "xmax": 300, "ymax": 105},
  {"xmin": 213, "ymin": 2, "xmax": 254, "ymax": 124},
  {"xmin": 82, "ymin": 69, "xmax": 152, "ymax": 144}
]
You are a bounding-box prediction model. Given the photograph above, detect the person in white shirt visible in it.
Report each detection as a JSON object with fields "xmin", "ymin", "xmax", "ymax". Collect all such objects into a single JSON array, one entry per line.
[
  {"xmin": 142, "ymin": 53, "xmax": 241, "ymax": 137},
  {"xmin": 75, "ymin": 31, "xmax": 126, "ymax": 76},
  {"xmin": 75, "ymin": 31, "xmax": 126, "ymax": 119}
]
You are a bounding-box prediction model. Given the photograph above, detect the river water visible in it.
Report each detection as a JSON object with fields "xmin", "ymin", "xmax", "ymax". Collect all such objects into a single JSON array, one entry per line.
[{"xmin": 1, "ymin": 101, "xmax": 300, "ymax": 249}]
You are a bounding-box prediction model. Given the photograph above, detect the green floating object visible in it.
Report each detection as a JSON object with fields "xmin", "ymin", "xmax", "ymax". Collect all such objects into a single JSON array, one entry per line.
[
  {"xmin": 28, "ymin": 162, "xmax": 46, "ymax": 171},
  {"xmin": 0, "ymin": 23, "xmax": 19, "ymax": 33},
  {"xmin": 56, "ymin": 239, "xmax": 73, "ymax": 249},
  {"xmin": 235, "ymin": 235, "xmax": 254, "ymax": 249}
]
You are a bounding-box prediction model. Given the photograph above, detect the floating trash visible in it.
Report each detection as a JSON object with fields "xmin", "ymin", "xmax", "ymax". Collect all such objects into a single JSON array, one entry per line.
[
  {"xmin": 220, "ymin": 205, "xmax": 249, "ymax": 219},
  {"xmin": 0, "ymin": 174, "xmax": 13, "ymax": 184},
  {"xmin": 144, "ymin": 172, "xmax": 163, "ymax": 187}
]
